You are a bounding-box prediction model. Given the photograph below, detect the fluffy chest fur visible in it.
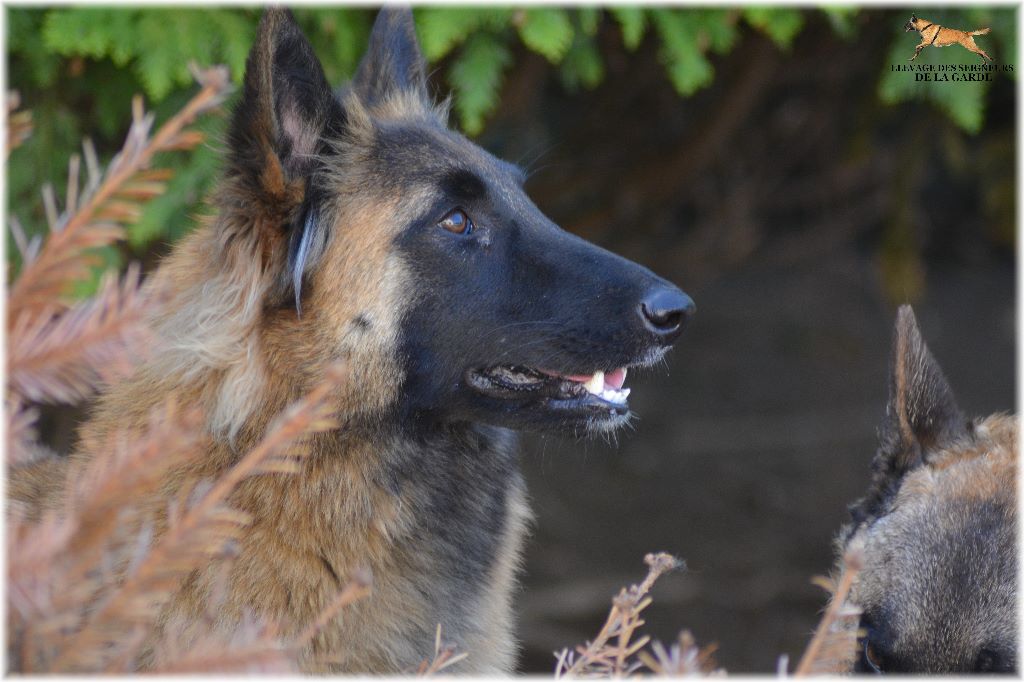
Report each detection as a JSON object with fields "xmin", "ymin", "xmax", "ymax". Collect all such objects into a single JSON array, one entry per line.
[{"xmin": 154, "ymin": 426, "xmax": 529, "ymax": 673}]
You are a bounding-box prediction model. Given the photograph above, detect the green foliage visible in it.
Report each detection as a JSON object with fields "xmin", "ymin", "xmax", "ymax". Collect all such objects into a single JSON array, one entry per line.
[
  {"xmin": 742, "ymin": 8, "xmax": 805, "ymax": 49},
  {"xmin": 448, "ymin": 35, "xmax": 513, "ymax": 136},
  {"xmin": 41, "ymin": 9, "xmax": 258, "ymax": 101},
  {"xmin": 414, "ymin": 8, "xmax": 512, "ymax": 62},
  {"xmin": 611, "ymin": 7, "xmax": 647, "ymax": 51},
  {"xmin": 8, "ymin": 6, "xmax": 1009, "ymax": 297},
  {"xmin": 820, "ymin": 6, "xmax": 860, "ymax": 40},
  {"xmin": 517, "ymin": 9, "xmax": 575, "ymax": 64},
  {"xmin": 561, "ymin": 37, "xmax": 605, "ymax": 92},
  {"xmin": 650, "ymin": 10, "xmax": 717, "ymax": 96},
  {"xmin": 878, "ymin": 7, "xmax": 1014, "ymax": 134}
]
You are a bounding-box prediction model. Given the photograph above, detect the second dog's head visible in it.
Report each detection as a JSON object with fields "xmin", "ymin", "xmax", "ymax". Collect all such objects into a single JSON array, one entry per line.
[
  {"xmin": 211, "ymin": 9, "xmax": 693, "ymax": 436},
  {"xmin": 837, "ymin": 306, "xmax": 1017, "ymax": 673}
]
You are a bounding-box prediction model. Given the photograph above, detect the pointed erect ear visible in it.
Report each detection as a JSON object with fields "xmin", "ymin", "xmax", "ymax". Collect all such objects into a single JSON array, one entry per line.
[
  {"xmin": 350, "ymin": 8, "xmax": 429, "ymax": 108},
  {"xmin": 881, "ymin": 305, "xmax": 968, "ymax": 471},
  {"xmin": 227, "ymin": 8, "xmax": 341, "ymax": 212},
  {"xmin": 847, "ymin": 307, "xmax": 969, "ymax": 531}
]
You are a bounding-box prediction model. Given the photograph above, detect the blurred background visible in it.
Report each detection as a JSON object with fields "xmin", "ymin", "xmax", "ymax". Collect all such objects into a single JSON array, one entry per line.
[{"xmin": 7, "ymin": 6, "xmax": 1016, "ymax": 673}]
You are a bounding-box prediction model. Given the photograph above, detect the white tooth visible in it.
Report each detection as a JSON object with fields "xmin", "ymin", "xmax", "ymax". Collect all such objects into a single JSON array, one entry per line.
[
  {"xmin": 583, "ymin": 371, "xmax": 605, "ymax": 395},
  {"xmin": 599, "ymin": 387, "xmax": 630, "ymax": 405}
]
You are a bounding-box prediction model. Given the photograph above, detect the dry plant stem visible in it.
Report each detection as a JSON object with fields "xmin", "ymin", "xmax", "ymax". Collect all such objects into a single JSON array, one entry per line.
[
  {"xmin": 7, "ymin": 264, "xmax": 156, "ymax": 405},
  {"xmin": 793, "ymin": 550, "xmax": 864, "ymax": 677},
  {"xmin": 414, "ymin": 624, "xmax": 470, "ymax": 675},
  {"xmin": 9, "ymin": 402, "xmax": 207, "ymax": 672},
  {"xmin": 7, "ymin": 65, "xmax": 230, "ymax": 321},
  {"xmin": 561, "ymin": 552, "xmax": 682, "ymax": 677}
]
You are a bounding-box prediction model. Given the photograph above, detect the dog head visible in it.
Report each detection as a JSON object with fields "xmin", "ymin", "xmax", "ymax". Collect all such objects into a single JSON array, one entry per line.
[
  {"xmin": 837, "ymin": 306, "xmax": 1017, "ymax": 673},
  {"xmin": 219, "ymin": 8, "xmax": 693, "ymax": 436},
  {"xmin": 905, "ymin": 14, "xmax": 924, "ymax": 32}
]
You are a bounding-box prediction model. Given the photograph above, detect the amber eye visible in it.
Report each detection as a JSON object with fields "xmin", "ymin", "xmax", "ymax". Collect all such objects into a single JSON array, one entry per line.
[{"xmin": 438, "ymin": 208, "xmax": 473, "ymax": 235}]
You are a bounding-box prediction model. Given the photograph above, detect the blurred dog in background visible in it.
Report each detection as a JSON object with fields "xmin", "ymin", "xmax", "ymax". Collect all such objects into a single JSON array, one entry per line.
[{"xmin": 835, "ymin": 306, "xmax": 1016, "ymax": 673}]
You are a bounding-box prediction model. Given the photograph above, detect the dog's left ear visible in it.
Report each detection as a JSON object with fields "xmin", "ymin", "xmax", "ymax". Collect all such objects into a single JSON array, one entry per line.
[
  {"xmin": 225, "ymin": 9, "xmax": 343, "ymax": 312},
  {"xmin": 880, "ymin": 305, "xmax": 969, "ymax": 472},
  {"xmin": 350, "ymin": 8, "xmax": 429, "ymax": 109}
]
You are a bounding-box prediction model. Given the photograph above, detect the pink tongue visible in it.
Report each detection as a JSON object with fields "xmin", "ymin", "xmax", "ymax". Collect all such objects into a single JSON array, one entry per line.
[
  {"xmin": 605, "ymin": 368, "xmax": 627, "ymax": 390},
  {"xmin": 542, "ymin": 368, "xmax": 628, "ymax": 389}
]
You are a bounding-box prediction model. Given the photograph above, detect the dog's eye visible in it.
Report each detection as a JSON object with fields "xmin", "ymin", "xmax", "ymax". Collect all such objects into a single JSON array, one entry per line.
[
  {"xmin": 438, "ymin": 209, "xmax": 473, "ymax": 235},
  {"xmin": 862, "ymin": 639, "xmax": 884, "ymax": 674}
]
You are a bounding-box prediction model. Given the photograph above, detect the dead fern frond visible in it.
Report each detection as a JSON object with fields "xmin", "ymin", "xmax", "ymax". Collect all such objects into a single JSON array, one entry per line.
[
  {"xmin": 7, "ymin": 64, "xmax": 231, "ymax": 321},
  {"xmin": 791, "ymin": 548, "xmax": 864, "ymax": 676},
  {"xmin": 555, "ymin": 552, "xmax": 720, "ymax": 678},
  {"xmin": 7, "ymin": 90, "xmax": 33, "ymax": 157},
  {"xmin": 638, "ymin": 630, "xmax": 720, "ymax": 676},
  {"xmin": 8, "ymin": 264, "xmax": 158, "ymax": 405},
  {"xmin": 65, "ymin": 401, "xmax": 206, "ymax": 553},
  {"xmin": 44, "ymin": 363, "xmax": 346, "ymax": 672},
  {"xmin": 8, "ymin": 400, "xmax": 206, "ymax": 670}
]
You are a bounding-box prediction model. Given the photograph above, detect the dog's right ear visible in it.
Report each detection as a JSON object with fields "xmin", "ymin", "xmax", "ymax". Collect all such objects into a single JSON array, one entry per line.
[
  {"xmin": 226, "ymin": 8, "xmax": 342, "ymax": 220},
  {"xmin": 350, "ymin": 8, "xmax": 429, "ymax": 110}
]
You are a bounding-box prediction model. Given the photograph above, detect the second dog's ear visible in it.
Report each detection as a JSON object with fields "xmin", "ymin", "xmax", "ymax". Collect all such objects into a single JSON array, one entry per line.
[
  {"xmin": 227, "ymin": 9, "xmax": 341, "ymax": 210},
  {"xmin": 351, "ymin": 8, "xmax": 429, "ymax": 109},
  {"xmin": 847, "ymin": 306, "xmax": 971, "ymax": 530},
  {"xmin": 881, "ymin": 305, "xmax": 969, "ymax": 471}
]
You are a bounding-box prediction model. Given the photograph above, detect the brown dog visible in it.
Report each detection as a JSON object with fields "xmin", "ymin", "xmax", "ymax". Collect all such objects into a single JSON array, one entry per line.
[{"xmin": 904, "ymin": 14, "xmax": 993, "ymax": 62}]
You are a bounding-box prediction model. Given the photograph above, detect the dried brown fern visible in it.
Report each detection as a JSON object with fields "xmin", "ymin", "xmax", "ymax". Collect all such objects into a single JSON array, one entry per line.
[
  {"xmin": 411, "ymin": 624, "xmax": 470, "ymax": 675},
  {"xmin": 6, "ymin": 64, "xmax": 368, "ymax": 674},
  {"xmin": 8, "ymin": 399, "xmax": 206, "ymax": 670},
  {"xmin": 555, "ymin": 552, "xmax": 721, "ymax": 678},
  {"xmin": 8, "ymin": 264, "xmax": 158, "ymax": 404},
  {"xmin": 790, "ymin": 548, "xmax": 864, "ymax": 676},
  {"xmin": 44, "ymin": 364, "xmax": 347, "ymax": 672},
  {"xmin": 639, "ymin": 630, "xmax": 721, "ymax": 676},
  {"xmin": 7, "ymin": 64, "xmax": 230, "ymax": 322}
]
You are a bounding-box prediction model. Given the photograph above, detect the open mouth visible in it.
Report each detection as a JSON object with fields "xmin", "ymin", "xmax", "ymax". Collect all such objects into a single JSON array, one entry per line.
[{"xmin": 466, "ymin": 365, "xmax": 632, "ymax": 408}]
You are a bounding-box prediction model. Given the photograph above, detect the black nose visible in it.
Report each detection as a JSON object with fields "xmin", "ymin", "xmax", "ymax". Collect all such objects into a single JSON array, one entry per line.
[{"xmin": 639, "ymin": 286, "xmax": 695, "ymax": 342}]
